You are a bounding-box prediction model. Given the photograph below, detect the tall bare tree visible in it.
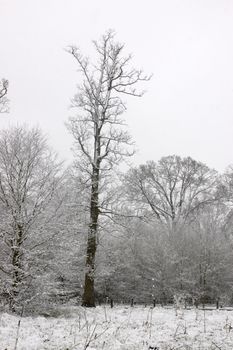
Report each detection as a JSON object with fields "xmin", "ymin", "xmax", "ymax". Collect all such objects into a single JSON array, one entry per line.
[
  {"xmin": 67, "ymin": 31, "xmax": 150, "ymax": 307},
  {"xmin": 0, "ymin": 79, "xmax": 9, "ymax": 113}
]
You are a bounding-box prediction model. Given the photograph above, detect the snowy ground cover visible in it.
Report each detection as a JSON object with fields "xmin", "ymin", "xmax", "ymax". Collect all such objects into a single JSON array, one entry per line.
[{"xmin": 1, "ymin": 305, "xmax": 233, "ymax": 349}]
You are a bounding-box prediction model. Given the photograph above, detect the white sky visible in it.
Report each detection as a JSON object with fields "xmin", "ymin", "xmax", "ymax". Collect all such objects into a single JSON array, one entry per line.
[{"xmin": 1, "ymin": 0, "xmax": 233, "ymax": 172}]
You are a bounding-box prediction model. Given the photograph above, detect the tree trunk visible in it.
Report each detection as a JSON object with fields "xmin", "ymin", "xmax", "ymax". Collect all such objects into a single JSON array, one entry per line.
[
  {"xmin": 82, "ymin": 230, "xmax": 97, "ymax": 307},
  {"xmin": 82, "ymin": 166, "xmax": 99, "ymax": 307},
  {"xmin": 10, "ymin": 224, "xmax": 23, "ymax": 312}
]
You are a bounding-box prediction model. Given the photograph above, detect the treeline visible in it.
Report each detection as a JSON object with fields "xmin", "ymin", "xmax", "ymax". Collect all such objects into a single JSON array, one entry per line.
[
  {"xmin": 0, "ymin": 125, "xmax": 232, "ymax": 313},
  {"xmin": 95, "ymin": 156, "xmax": 233, "ymax": 307}
]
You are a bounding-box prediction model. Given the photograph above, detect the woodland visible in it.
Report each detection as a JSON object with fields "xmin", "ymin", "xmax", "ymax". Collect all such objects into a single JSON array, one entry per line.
[{"xmin": 1, "ymin": 32, "xmax": 233, "ymax": 315}]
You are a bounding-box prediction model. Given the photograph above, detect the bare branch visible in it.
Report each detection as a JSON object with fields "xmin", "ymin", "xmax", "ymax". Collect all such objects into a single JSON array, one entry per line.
[{"xmin": 0, "ymin": 79, "xmax": 9, "ymax": 113}]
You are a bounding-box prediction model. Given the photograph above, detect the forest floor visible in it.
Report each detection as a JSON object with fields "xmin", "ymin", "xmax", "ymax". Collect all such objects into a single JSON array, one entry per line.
[{"xmin": 1, "ymin": 305, "xmax": 233, "ymax": 349}]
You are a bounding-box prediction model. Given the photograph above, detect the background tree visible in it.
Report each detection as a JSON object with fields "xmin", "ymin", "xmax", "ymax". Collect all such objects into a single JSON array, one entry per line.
[
  {"xmin": 189, "ymin": 204, "xmax": 233, "ymax": 304},
  {"xmin": 217, "ymin": 165, "xmax": 233, "ymax": 240},
  {"xmin": 118, "ymin": 155, "xmax": 220, "ymax": 302},
  {"xmin": 0, "ymin": 126, "xmax": 62, "ymax": 312},
  {"xmin": 125, "ymin": 155, "xmax": 217, "ymax": 235},
  {"xmin": 67, "ymin": 30, "xmax": 150, "ymax": 307},
  {"xmin": 0, "ymin": 79, "xmax": 9, "ymax": 113}
]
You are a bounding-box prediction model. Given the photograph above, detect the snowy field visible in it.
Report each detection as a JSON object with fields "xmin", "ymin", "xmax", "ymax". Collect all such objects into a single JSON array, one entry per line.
[{"xmin": 1, "ymin": 306, "xmax": 233, "ymax": 349}]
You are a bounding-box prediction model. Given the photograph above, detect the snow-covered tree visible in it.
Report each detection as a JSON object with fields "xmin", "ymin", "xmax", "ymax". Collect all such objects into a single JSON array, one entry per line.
[
  {"xmin": 125, "ymin": 155, "xmax": 217, "ymax": 235},
  {"xmin": 0, "ymin": 79, "xmax": 9, "ymax": 113},
  {"xmin": 66, "ymin": 30, "xmax": 150, "ymax": 307},
  {"xmin": 0, "ymin": 126, "xmax": 62, "ymax": 312}
]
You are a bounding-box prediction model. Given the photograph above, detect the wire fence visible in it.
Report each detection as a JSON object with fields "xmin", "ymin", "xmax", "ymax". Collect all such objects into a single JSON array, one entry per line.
[{"xmin": 95, "ymin": 296, "xmax": 233, "ymax": 310}]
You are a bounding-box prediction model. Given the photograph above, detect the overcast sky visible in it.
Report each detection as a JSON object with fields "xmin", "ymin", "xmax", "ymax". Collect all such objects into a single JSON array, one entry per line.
[{"xmin": 1, "ymin": 0, "xmax": 233, "ymax": 172}]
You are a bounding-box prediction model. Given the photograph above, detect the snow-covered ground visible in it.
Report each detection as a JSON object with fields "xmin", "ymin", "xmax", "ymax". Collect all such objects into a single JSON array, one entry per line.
[{"xmin": 1, "ymin": 306, "xmax": 233, "ymax": 349}]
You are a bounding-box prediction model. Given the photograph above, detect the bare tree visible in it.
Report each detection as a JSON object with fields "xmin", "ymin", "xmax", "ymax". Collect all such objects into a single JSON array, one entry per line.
[
  {"xmin": 216, "ymin": 166, "xmax": 233, "ymax": 240},
  {"xmin": 125, "ymin": 155, "xmax": 218, "ymax": 234},
  {"xmin": 0, "ymin": 126, "xmax": 62, "ymax": 311},
  {"xmin": 0, "ymin": 79, "xmax": 9, "ymax": 113},
  {"xmin": 67, "ymin": 30, "xmax": 150, "ymax": 307}
]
